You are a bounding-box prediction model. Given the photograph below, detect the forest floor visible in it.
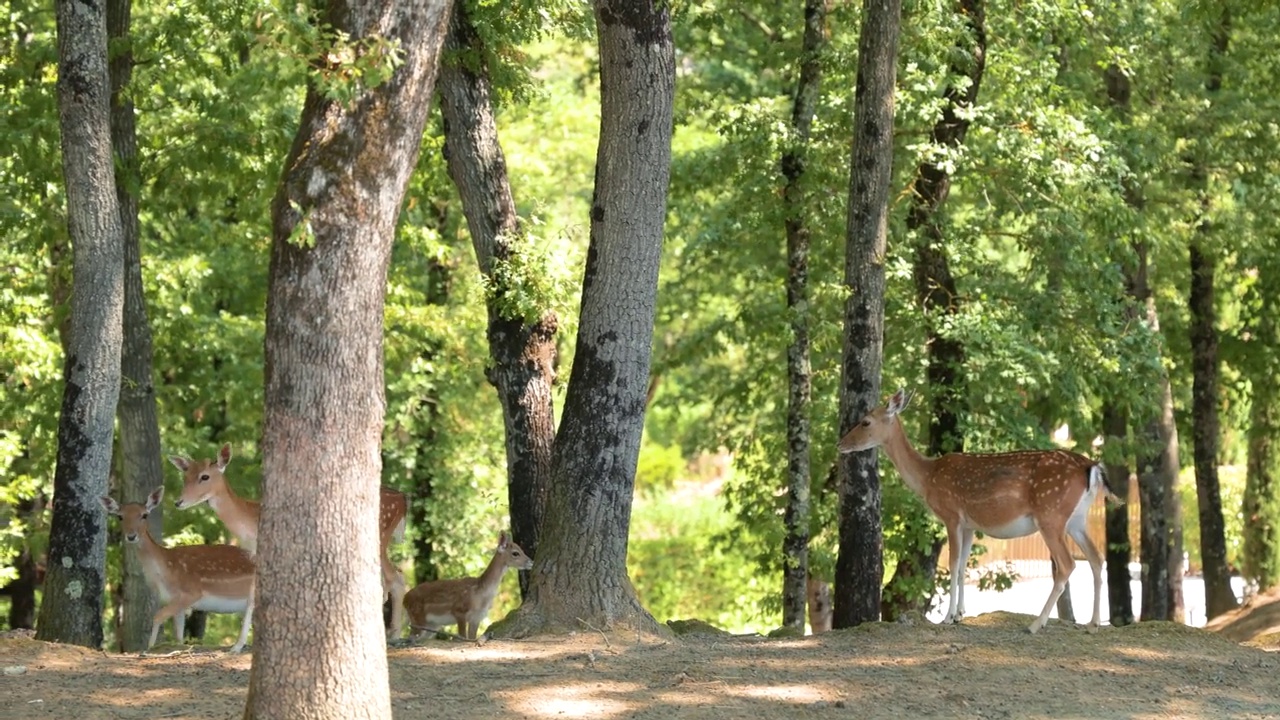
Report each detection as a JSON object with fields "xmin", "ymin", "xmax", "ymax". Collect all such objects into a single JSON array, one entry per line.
[{"xmin": 2, "ymin": 606, "xmax": 1279, "ymax": 720}]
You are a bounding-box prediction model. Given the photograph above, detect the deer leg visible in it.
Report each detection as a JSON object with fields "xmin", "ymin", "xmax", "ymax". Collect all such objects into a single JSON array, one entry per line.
[
  {"xmin": 942, "ymin": 522, "xmax": 964, "ymax": 624},
  {"xmin": 956, "ymin": 526, "xmax": 976, "ymax": 619},
  {"xmin": 1030, "ymin": 529, "xmax": 1075, "ymax": 634},
  {"xmin": 1068, "ymin": 523, "xmax": 1104, "ymax": 632},
  {"xmin": 230, "ymin": 589, "xmax": 255, "ymax": 653},
  {"xmin": 383, "ymin": 558, "xmax": 406, "ymax": 641},
  {"xmin": 148, "ymin": 595, "xmax": 192, "ymax": 653}
]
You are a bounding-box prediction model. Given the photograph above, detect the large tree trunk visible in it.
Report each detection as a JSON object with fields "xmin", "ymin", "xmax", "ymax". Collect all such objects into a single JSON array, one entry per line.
[
  {"xmin": 493, "ymin": 0, "xmax": 674, "ymax": 638},
  {"xmin": 1187, "ymin": 8, "xmax": 1238, "ymax": 621},
  {"xmin": 437, "ymin": 2, "xmax": 558, "ymax": 597},
  {"xmin": 36, "ymin": 0, "xmax": 126, "ymax": 648},
  {"xmin": 833, "ymin": 0, "xmax": 900, "ymax": 630},
  {"xmin": 243, "ymin": 0, "xmax": 451, "ymax": 716},
  {"xmin": 1101, "ymin": 402, "xmax": 1135, "ymax": 626},
  {"xmin": 108, "ymin": 0, "xmax": 165, "ymax": 652},
  {"xmin": 779, "ymin": 0, "xmax": 828, "ymax": 632},
  {"xmin": 882, "ymin": 0, "xmax": 985, "ymax": 622}
]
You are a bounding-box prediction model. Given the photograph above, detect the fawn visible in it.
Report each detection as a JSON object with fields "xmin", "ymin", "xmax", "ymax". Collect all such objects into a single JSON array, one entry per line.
[{"xmin": 403, "ymin": 531, "xmax": 532, "ymax": 640}]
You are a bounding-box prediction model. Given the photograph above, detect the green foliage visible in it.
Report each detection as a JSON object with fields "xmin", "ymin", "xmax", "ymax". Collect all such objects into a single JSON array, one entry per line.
[
  {"xmin": 1179, "ymin": 465, "xmax": 1247, "ymax": 574},
  {"xmin": 634, "ymin": 439, "xmax": 685, "ymax": 495},
  {"xmin": 629, "ymin": 486, "xmax": 771, "ymax": 633}
]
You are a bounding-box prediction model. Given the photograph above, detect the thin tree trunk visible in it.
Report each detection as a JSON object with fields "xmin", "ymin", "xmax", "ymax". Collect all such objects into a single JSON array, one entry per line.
[
  {"xmin": 1136, "ymin": 286, "xmax": 1185, "ymax": 622},
  {"xmin": 36, "ymin": 0, "xmax": 126, "ymax": 648},
  {"xmin": 437, "ymin": 2, "xmax": 557, "ymax": 597},
  {"xmin": 1188, "ymin": 8, "xmax": 1238, "ymax": 621},
  {"xmin": 882, "ymin": 0, "xmax": 986, "ymax": 623},
  {"xmin": 1101, "ymin": 402, "xmax": 1135, "ymax": 626},
  {"xmin": 779, "ymin": 0, "xmax": 828, "ymax": 632},
  {"xmin": 108, "ymin": 0, "xmax": 165, "ymax": 652},
  {"xmin": 1102, "ymin": 62, "xmax": 1182, "ymax": 624},
  {"xmin": 243, "ymin": 0, "xmax": 452, "ymax": 715},
  {"xmin": 494, "ymin": 0, "xmax": 674, "ymax": 638},
  {"xmin": 2, "ymin": 497, "xmax": 44, "ymax": 629},
  {"xmin": 833, "ymin": 0, "xmax": 901, "ymax": 630}
]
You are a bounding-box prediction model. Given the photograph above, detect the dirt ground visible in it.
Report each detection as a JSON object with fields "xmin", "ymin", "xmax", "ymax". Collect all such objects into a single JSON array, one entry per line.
[{"xmin": 2, "ymin": 609, "xmax": 1279, "ymax": 720}]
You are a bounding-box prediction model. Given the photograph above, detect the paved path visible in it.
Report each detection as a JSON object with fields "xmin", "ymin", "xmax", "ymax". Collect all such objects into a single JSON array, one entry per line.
[{"xmin": 926, "ymin": 561, "xmax": 1248, "ymax": 628}]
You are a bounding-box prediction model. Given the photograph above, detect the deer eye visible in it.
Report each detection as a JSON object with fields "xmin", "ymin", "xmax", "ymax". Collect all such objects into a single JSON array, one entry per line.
[
  {"xmin": 861, "ymin": 419, "xmax": 871, "ymax": 427},
  {"xmin": 199, "ymin": 473, "xmax": 210, "ymax": 482}
]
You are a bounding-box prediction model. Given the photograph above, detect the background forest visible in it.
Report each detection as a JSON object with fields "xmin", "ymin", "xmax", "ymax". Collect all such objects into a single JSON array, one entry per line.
[{"xmin": 4, "ymin": 0, "xmax": 1280, "ymax": 646}]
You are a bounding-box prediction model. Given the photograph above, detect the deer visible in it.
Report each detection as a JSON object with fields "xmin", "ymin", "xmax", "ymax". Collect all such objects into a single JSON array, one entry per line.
[
  {"xmin": 101, "ymin": 487, "xmax": 256, "ymax": 653},
  {"xmin": 169, "ymin": 442, "xmax": 410, "ymax": 640},
  {"xmin": 837, "ymin": 388, "xmax": 1118, "ymax": 634},
  {"xmin": 402, "ymin": 531, "xmax": 533, "ymax": 641}
]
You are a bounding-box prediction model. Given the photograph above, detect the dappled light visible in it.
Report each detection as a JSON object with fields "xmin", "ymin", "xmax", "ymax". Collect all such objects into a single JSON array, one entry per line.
[
  {"xmin": 500, "ymin": 682, "xmax": 642, "ymax": 718},
  {"xmin": 5, "ymin": 618, "xmax": 1280, "ymax": 719}
]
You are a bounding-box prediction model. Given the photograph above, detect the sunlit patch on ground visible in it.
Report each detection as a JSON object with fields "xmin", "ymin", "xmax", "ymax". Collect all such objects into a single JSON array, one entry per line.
[
  {"xmin": 719, "ymin": 682, "xmax": 830, "ymax": 704},
  {"xmin": 498, "ymin": 682, "xmax": 641, "ymax": 718}
]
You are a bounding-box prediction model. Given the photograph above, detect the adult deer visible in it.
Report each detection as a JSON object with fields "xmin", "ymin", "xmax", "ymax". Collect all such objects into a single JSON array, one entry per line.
[
  {"xmin": 402, "ymin": 531, "xmax": 532, "ymax": 640},
  {"xmin": 170, "ymin": 443, "xmax": 410, "ymax": 640},
  {"xmin": 101, "ymin": 487, "xmax": 256, "ymax": 653},
  {"xmin": 838, "ymin": 389, "xmax": 1116, "ymax": 634}
]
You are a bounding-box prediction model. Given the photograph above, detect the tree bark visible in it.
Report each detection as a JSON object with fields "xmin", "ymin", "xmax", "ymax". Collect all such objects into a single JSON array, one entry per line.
[
  {"xmin": 493, "ymin": 0, "xmax": 674, "ymax": 638},
  {"xmin": 243, "ymin": 0, "xmax": 451, "ymax": 715},
  {"xmin": 833, "ymin": 0, "xmax": 900, "ymax": 630},
  {"xmin": 882, "ymin": 0, "xmax": 985, "ymax": 622},
  {"xmin": 1101, "ymin": 402, "xmax": 1135, "ymax": 626},
  {"xmin": 108, "ymin": 0, "xmax": 166, "ymax": 652},
  {"xmin": 437, "ymin": 2, "xmax": 558, "ymax": 597},
  {"xmin": 1187, "ymin": 8, "xmax": 1238, "ymax": 621},
  {"xmin": 779, "ymin": 0, "xmax": 828, "ymax": 632},
  {"xmin": 1135, "ymin": 271, "xmax": 1185, "ymax": 623},
  {"xmin": 36, "ymin": 0, "xmax": 126, "ymax": 649}
]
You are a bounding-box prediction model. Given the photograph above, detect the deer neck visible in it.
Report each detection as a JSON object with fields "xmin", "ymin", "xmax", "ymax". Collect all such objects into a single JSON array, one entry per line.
[
  {"xmin": 134, "ymin": 525, "xmax": 174, "ymax": 587},
  {"xmin": 474, "ymin": 552, "xmax": 509, "ymax": 603},
  {"xmin": 207, "ymin": 486, "xmax": 261, "ymax": 547},
  {"xmin": 878, "ymin": 418, "xmax": 937, "ymax": 497}
]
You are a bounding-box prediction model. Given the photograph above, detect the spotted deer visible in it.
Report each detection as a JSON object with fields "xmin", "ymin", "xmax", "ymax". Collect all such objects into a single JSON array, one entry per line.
[
  {"xmin": 170, "ymin": 443, "xmax": 410, "ymax": 640},
  {"xmin": 101, "ymin": 487, "xmax": 256, "ymax": 653},
  {"xmin": 402, "ymin": 531, "xmax": 533, "ymax": 640},
  {"xmin": 838, "ymin": 388, "xmax": 1118, "ymax": 633}
]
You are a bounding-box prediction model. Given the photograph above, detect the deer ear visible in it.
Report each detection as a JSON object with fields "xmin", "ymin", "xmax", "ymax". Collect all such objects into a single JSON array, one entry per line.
[
  {"xmin": 886, "ymin": 388, "xmax": 909, "ymax": 416},
  {"xmin": 498, "ymin": 531, "xmax": 510, "ymax": 548},
  {"xmin": 218, "ymin": 443, "xmax": 232, "ymax": 469},
  {"xmin": 100, "ymin": 496, "xmax": 120, "ymax": 516},
  {"xmin": 146, "ymin": 486, "xmax": 165, "ymax": 510},
  {"xmin": 169, "ymin": 455, "xmax": 190, "ymax": 471}
]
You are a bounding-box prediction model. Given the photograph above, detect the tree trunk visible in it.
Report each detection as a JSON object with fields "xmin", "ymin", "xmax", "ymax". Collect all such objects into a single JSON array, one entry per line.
[
  {"xmin": 833, "ymin": 0, "xmax": 900, "ymax": 630},
  {"xmin": 242, "ymin": 0, "xmax": 451, "ymax": 715},
  {"xmin": 36, "ymin": 0, "xmax": 126, "ymax": 649},
  {"xmin": 1135, "ymin": 283, "xmax": 1185, "ymax": 623},
  {"xmin": 1101, "ymin": 402, "xmax": 1135, "ymax": 626},
  {"xmin": 107, "ymin": 0, "xmax": 165, "ymax": 652},
  {"xmin": 882, "ymin": 0, "xmax": 985, "ymax": 622},
  {"xmin": 1187, "ymin": 8, "xmax": 1238, "ymax": 621},
  {"xmin": 437, "ymin": 2, "xmax": 558, "ymax": 597},
  {"xmin": 1190, "ymin": 238, "xmax": 1237, "ymax": 617},
  {"xmin": 779, "ymin": 0, "xmax": 828, "ymax": 632},
  {"xmin": 3, "ymin": 498, "xmax": 44, "ymax": 629},
  {"xmin": 493, "ymin": 0, "xmax": 674, "ymax": 638}
]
